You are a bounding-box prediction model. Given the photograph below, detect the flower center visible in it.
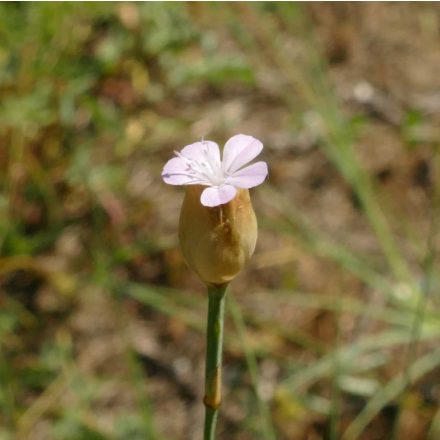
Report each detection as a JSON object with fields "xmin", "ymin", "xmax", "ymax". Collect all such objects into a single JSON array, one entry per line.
[{"xmin": 176, "ymin": 143, "xmax": 225, "ymax": 186}]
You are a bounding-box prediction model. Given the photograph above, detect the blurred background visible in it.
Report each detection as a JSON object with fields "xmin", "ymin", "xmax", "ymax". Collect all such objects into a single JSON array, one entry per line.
[{"xmin": 1, "ymin": 3, "xmax": 439, "ymax": 439}]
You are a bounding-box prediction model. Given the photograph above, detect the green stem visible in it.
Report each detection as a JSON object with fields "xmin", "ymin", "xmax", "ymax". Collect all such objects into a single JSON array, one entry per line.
[{"xmin": 204, "ymin": 284, "xmax": 227, "ymax": 440}]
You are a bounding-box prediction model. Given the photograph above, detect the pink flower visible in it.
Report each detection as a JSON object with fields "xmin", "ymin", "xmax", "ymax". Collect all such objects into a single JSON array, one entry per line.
[{"xmin": 162, "ymin": 134, "xmax": 268, "ymax": 207}]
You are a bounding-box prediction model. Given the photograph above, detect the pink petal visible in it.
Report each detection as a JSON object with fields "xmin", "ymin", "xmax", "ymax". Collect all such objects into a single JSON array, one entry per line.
[
  {"xmin": 222, "ymin": 134, "xmax": 263, "ymax": 174},
  {"xmin": 162, "ymin": 157, "xmax": 196, "ymax": 185},
  {"xmin": 226, "ymin": 161, "xmax": 268, "ymax": 188},
  {"xmin": 181, "ymin": 140, "xmax": 220, "ymax": 164},
  {"xmin": 200, "ymin": 185, "xmax": 237, "ymax": 207}
]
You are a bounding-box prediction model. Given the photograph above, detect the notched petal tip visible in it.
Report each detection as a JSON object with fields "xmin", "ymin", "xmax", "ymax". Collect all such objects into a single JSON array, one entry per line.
[
  {"xmin": 181, "ymin": 140, "xmax": 221, "ymax": 164},
  {"xmin": 226, "ymin": 161, "xmax": 268, "ymax": 188},
  {"xmin": 200, "ymin": 185, "xmax": 237, "ymax": 207},
  {"xmin": 222, "ymin": 134, "xmax": 264, "ymax": 174},
  {"xmin": 161, "ymin": 156, "xmax": 193, "ymax": 185}
]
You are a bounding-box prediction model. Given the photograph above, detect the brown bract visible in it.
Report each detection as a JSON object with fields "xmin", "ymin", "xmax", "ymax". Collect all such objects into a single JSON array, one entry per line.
[{"xmin": 179, "ymin": 185, "xmax": 257, "ymax": 286}]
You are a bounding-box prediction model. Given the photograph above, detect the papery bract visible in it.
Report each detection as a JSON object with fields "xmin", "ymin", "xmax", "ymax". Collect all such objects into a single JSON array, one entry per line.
[{"xmin": 179, "ymin": 185, "xmax": 257, "ymax": 285}]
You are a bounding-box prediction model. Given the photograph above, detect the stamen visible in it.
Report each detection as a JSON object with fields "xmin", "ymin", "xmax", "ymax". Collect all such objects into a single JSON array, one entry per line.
[{"xmin": 174, "ymin": 145, "xmax": 226, "ymax": 187}]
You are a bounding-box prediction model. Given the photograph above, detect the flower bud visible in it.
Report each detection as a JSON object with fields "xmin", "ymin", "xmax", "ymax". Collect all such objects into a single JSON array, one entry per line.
[{"xmin": 179, "ymin": 185, "xmax": 257, "ymax": 286}]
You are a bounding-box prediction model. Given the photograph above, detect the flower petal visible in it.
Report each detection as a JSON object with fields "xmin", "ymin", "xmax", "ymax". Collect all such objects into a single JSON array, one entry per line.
[
  {"xmin": 200, "ymin": 185, "xmax": 237, "ymax": 207},
  {"xmin": 181, "ymin": 140, "xmax": 221, "ymax": 164},
  {"xmin": 226, "ymin": 161, "xmax": 268, "ymax": 188},
  {"xmin": 162, "ymin": 157, "xmax": 198, "ymax": 185},
  {"xmin": 222, "ymin": 134, "xmax": 263, "ymax": 174}
]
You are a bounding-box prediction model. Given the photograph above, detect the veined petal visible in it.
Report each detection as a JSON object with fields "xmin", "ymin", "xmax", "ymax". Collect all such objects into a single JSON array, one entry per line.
[
  {"xmin": 181, "ymin": 140, "xmax": 221, "ymax": 164},
  {"xmin": 200, "ymin": 185, "xmax": 237, "ymax": 207},
  {"xmin": 162, "ymin": 157, "xmax": 199, "ymax": 185},
  {"xmin": 226, "ymin": 161, "xmax": 268, "ymax": 188},
  {"xmin": 222, "ymin": 134, "xmax": 263, "ymax": 174}
]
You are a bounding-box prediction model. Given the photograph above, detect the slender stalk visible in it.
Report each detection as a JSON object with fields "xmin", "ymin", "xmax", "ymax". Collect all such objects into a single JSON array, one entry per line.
[{"xmin": 204, "ymin": 284, "xmax": 228, "ymax": 440}]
